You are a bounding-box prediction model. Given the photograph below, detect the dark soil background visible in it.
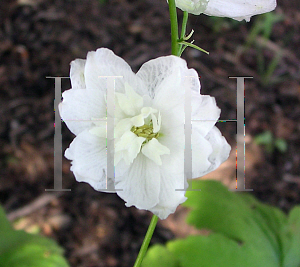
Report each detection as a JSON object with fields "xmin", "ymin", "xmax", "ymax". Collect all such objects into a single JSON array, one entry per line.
[{"xmin": 0, "ymin": 0, "xmax": 300, "ymax": 266}]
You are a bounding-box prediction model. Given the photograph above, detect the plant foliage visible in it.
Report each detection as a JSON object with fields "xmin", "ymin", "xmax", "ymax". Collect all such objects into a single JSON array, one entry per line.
[
  {"xmin": 142, "ymin": 180, "xmax": 300, "ymax": 267},
  {"xmin": 0, "ymin": 206, "xmax": 69, "ymax": 267}
]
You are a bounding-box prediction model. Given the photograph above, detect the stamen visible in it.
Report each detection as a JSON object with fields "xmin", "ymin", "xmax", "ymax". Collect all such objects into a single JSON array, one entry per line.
[{"xmin": 131, "ymin": 120, "xmax": 160, "ymax": 144}]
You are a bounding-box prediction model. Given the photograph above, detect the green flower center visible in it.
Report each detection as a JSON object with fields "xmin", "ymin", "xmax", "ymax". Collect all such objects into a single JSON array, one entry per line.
[{"xmin": 131, "ymin": 121, "xmax": 159, "ymax": 143}]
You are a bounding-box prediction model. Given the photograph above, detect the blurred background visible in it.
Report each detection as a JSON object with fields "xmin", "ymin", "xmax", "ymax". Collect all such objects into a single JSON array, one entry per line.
[{"xmin": 0, "ymin": 0, "xmax": 300, "ymax": 266}]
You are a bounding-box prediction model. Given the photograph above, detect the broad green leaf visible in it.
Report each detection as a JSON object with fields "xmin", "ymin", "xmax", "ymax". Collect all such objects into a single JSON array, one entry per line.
[
  {"xmin": 0, "ymin": 206, "xmax": 69, "ymax": 267},
  {"xmin": 181, "ymin": 180, "xmax": 286, "ymax": 266},
  {"xmin": 282, "ymin": 206, "xmax": 300, "ymax": 267},
  {"xmin": 184, "ymin": 180, "xmax": 285, "ymax": 255},
  {"xmin": 142, "ymin": 180, "xmax": 299, "ymax": 267},
  {"xmin": 142, "ymin": 244, "xmax": 179, "ymax": 267},
  {"xmin": 0, "ymin": 206, "xmax": 13, "ymax": 233},
  {"xmin": 167, "ymin": 233, "xmax": 275, "ymax": 267}
]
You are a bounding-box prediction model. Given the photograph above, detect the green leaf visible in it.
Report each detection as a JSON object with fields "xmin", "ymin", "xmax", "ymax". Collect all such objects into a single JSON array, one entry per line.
[
  {"xmin": 167, "ymin": 234, "xmax": 269, "ymax": 267},
  {"xmin": 143, "ymin": 180, "xmax": 300, "ymax": 267},
  {"xmin": 0, "ymin": 206, "xmax": 13, "ymax": 233},
  {"xmin": 143, "ymin": 181, "xmax": 300, "ymax": 267},
  {"xmin": 0, "ymin": 206, "xmax": 69, "ymax": 267},
  {"xmin": 181, "ymin": 180, "xmax": 285, "ymax": 266},
  {"xmin": 282, "ymin": 207, "xmax": 300, "ymax": 267},
  {"xmin": 274, "ymin": 138, "xmax": 288, "ymax": 153},
  {"xmin": 142, "ymin": 244, "xmax": 179, "ymax": 267},
  {"xmin": 254, "ymin": 131, "xmax": 273, "ymax": 144}
]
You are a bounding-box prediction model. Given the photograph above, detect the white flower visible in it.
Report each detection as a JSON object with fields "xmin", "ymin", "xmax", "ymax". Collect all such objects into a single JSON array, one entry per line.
[
  {"xmin": 59, "ymin": 48, "xmax": 231, "ymax": 219},
  {"xmin": 174, "ymin": 0, "xmax": 277, "ymax": 21}
]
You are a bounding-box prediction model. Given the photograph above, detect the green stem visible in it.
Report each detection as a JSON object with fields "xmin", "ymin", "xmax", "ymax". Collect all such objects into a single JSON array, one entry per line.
[
  {"xmin": 179, "ymin": 11, "xmax": 189, "ymax": 56},
  {"xmin": 168, "ymin": 0, "xmax": 179, "ymax": 56},
  {"xmin": 180, "ymin": 11, "xmax": 189, "ymax": 40},
  {"xmin": 133, "ymin": 215, "xmax": 159, "ymax": 267}
]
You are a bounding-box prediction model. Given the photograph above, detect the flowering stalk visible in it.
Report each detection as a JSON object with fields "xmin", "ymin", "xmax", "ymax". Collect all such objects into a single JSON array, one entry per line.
[
  {"xmin": 133, "ymin": 4, "xmax": 185, "ymax": 266},
  {"xmin": 133, "ymin": 215, "xmax": 159, "ymax": 267},
  {"xmin": 59, "ymin": 2, "xmax": 231, "ymax": 267},
  {"xmin": 168, "ymin": 0, "xmax": 179, "ymax": 56}
]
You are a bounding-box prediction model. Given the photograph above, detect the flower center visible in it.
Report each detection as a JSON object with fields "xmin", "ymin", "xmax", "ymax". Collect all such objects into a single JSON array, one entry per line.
[{"xmin": 131, "ymin": 120, "xmax": 159, "ymax": 143}]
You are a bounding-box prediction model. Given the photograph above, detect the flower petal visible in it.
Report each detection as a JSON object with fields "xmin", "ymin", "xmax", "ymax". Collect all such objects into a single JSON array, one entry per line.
[
  {"xmin": 115, "ymin": 131, "xmax": 146, "ymax": 165},
  {"xmin": 174, "ymin": 0, "xmax": 209, "ymax": 15},
  {"xmin": 151, "ymin": 112, "xmax": 161, "ymax": 133},
  {"xmin": 204, "ymin": 0, "xmax": 277, "ymax": 21},
  {"xmin": 89, "ymin": 125, "xmax": 107, "ymax": 138},
  {"xmin": 152, "ymin": 64, "xmax": 200, "ymax": 131},
  {"xmin": 115, "ymin": 118, "xmax": 133, "ymax": 138},
  {"xmin": 192, "ymin": 125, "xmax": 231, "ymax": 178},
  {"xmin": 137, "ymin": 55, "xmax": 191, "ymax": 99},
  {"xmin": 130, "ymin": 113, "xmax": 145, "ymax": 127},
  {"xmin": 141, "ymin": 139, "xmax": 170, "ymax": 166},
  {"xmin": 70, "ymin": 59, "xmax": 86, "ymax": 89},
  {"xmin": 115, "ymin": 83, "xmax": 144, "ymax": 116},
  {"xmin": 204, "ymin": 126, "xmax": 231, "ymax": 173},
  {"xmin": 192, "ymin": 95, "xmax": 221, "ymax": 136},
  {"xmin": 115, "ymin": 153, "xmax": 161, "ymax": 210},
  {"xmin": 150, "ymin": 139, "xmax": 187, "ymax": 219},
  {"xmin": 191, "ymin": 132, "xmax": 214, "ymax": 177},
  {"xmin": 84, "ymin": 48, "xmax": 146, "ymax": 95},
  {"xmin": 174, "ymin": 0, "xmax": 277, "ymax": 21},
  {"xmin": 59, "ymin": 88, "xmax": 106, "ymax": 135},
  {"xmin": 65, "ymin": 129, "xmax": 113, "ymax": 191}
]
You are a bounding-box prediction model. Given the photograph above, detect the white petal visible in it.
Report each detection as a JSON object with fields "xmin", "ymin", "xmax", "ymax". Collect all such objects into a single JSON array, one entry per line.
[
  {"xmin": 115, "ymin": 131, "xmax": 146, "ymax": 165},
  {"xmin": 65, "ymin": 129, "xmax": 112, "ymax": 191},
  {"xmin": 70, "ymin": 59, "xmax": 86, "ymax": 89},
  {"xmin": 174, "ymin": 0, "xmax": 209, "ymax": 15},
  {"xmin": 89, "ymin": 125, "xmax": 106, "ymax": 138},
  {"xmin": 151, "ymin": 112, "xmax": 161, "ymax": 133},
  {"xmin": 205, "ymin": 0, "xmax": 277, "ymax": 21},
  {"xmin": 174, "ymin": 0, "xmax": 276, "ymax": 21},
  {"xmin": 59, "ymin": 89, "xmax": 106, "ymax": 135},
  {"xmin": 191, "ymin": 131, "xmax": 214, "ymax": 177},
  {"xmin": 115, "ymin": 153, "xmax": 161, "ymax": 210},
  {"xmin": 141, "ymin": 107, "xmax": 158, "ymax": 118},
  {"xmin": 115, "ymin": 83, "xmax": 144, "ymax": 116},
  {"xmin": 115, "ymin": 118, "xmax": 133, "ymax": 138},
  {"xmin": 191, "ymin": 95, "xmax": 220, "ymax": 136},
  {"xmin": 84, "ymin": 48, "xmax": 146, "ymax": 95},
  {"xmin": 149, "ymin": 138, "xmax": 187, "ymax": 219},
  {"xmin": 151, "ymin": 63, "xmax": 199, "ymax": 131},
  {"xmin": 150, "ymin": 190, "xmax": 187, "ymax": 219},
  {"xmin": 130, "ymin": 107, "xmax": 158, "ymax": 127},
  {"xmin": 192, "ymin": 126, "xmax": 231, "ymax": 178},
  {"xmin": 130, "ymin": 113, "xmax": 145, "ymax": 127},
  {"xmin": 204, "ymin": 126, "xmax": 231, "ymax": 173},
  {"xmin": 141, "ymin": 139, "xmax": 170, "ymax": 166},
  {"xmin": 137, "ymin": 55, "xmax": 190, "ymax": 99}
]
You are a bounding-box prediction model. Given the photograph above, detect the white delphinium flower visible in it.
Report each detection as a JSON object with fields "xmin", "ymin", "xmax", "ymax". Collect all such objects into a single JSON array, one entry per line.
[
  {"xmin": 174, "ymin": 0, "xmax": 277, "ymax": 21},
  {"xmin": 59, "ymin": 48, "xmax": 230, "ymax": 219}
]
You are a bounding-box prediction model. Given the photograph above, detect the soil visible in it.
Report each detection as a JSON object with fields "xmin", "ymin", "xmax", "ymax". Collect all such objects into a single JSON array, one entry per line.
[{"xmin": 0, "ymin": 0, "xmax": 300, "ymax": 266}]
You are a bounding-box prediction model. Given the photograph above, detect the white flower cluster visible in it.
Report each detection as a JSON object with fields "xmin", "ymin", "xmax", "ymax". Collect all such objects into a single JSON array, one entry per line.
[{"xmin": 59, "ymin": 48, "xmax": 230, "ymax": 219}]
